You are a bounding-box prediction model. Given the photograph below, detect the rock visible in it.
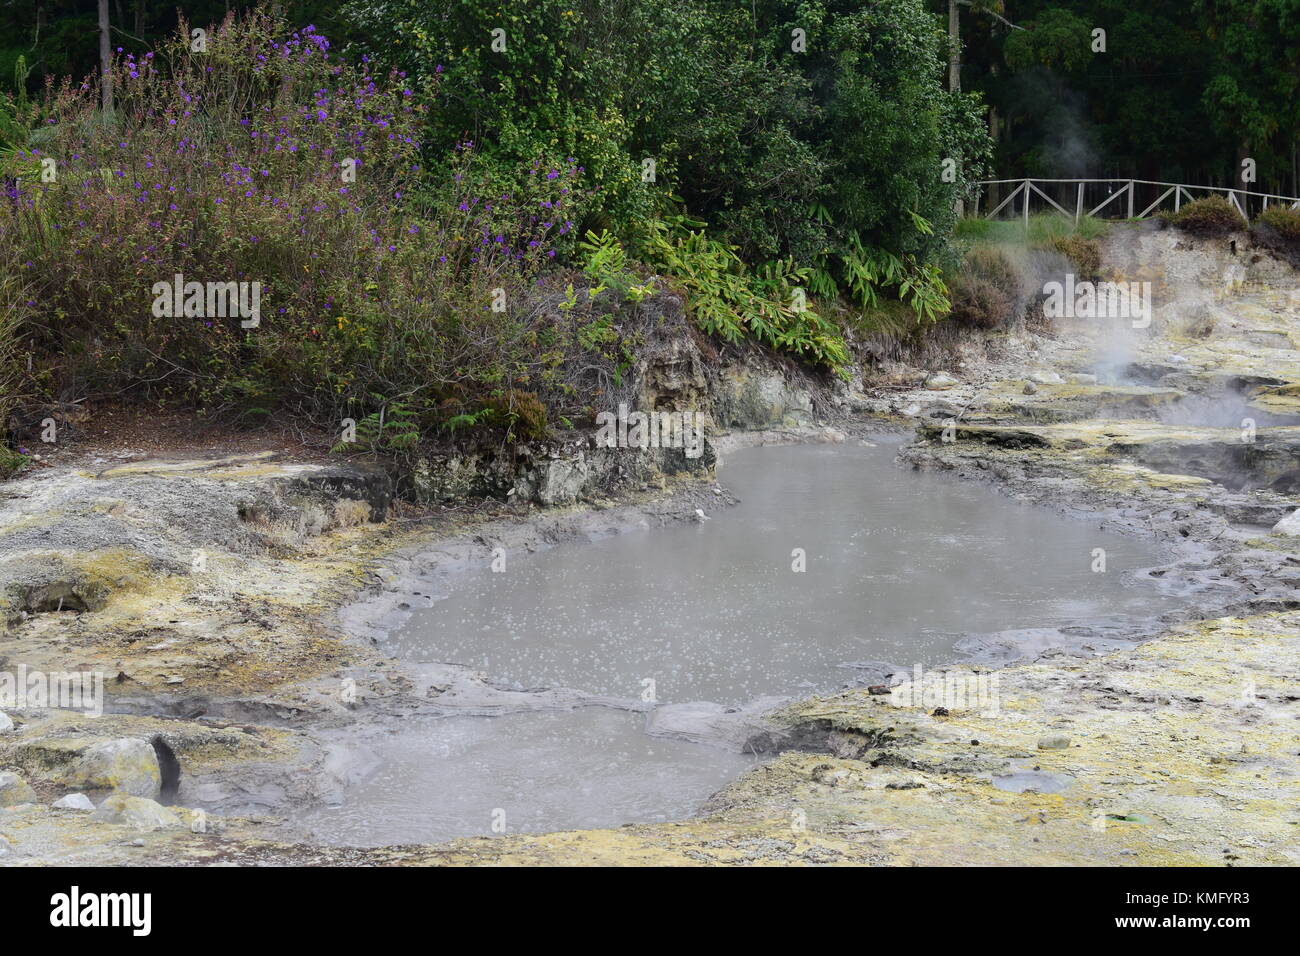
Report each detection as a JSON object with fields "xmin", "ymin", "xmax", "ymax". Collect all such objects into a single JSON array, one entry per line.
[
  {"xmin": 1037, "ymin": 734, "xmax": 1071, "ymax": 750},
  {"xmin": 0, "ymin": 834, "xmax": 12, "ymax": 855},
  {"xmin": 0, "ymin": 770, "xmax": 37, "ymax": 806},
  {"xmin": 1067, "ymin": 373, "xmax": 1098, "ymax": 385},
  {"xmin": 719, "ymin": 366, "xmax": 814, "ymax": 429},
  {"xmin": 94, "ymin": 793, "xmax": 183, "ymax": 830},
  {"xmin": 1022, "ymin": 382, "xmax": 1039, "ymax": 395},
  {"xmin": 826, "ymin": 729, "xmax": 870, "ymax": 760},
  {"xmin": 900, "ymin": 402, "xmax": 922, "ymax": 417},
  {"xmin": 64, "ymin": 738, "xmax": 161, "ymax": 799},
  {"xmin": 0, "ymin": 711, "xmax": 12, "ymax": 732},
  {"xmin": 924, "ymin": 372, "xmax": 959, "ymax": 390},
  {"xmin": 51, "ymin": 792, "xmax": 96, "ymax": 811},
  {"xmin": 1271, "ymin": 509, "xmax": 1300, "ymax": 537},
  {"xmin": 811, "ymin": 763, "xmax": 856, "ymax": 786},
  {"xmin": 1028, "ymin": 371, "xmax": 1063, "ymax": 385}
]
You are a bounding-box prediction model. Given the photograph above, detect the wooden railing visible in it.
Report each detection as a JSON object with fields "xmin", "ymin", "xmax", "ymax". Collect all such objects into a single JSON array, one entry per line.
[{"xmin": 972, "ymin": 178, "xmax": 1300, "ymax": 223}]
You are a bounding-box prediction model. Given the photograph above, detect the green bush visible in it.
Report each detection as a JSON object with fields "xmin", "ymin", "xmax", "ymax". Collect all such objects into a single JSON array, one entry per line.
[
  {"xmin": 2, "ymin": 3, "xmax": 872, "ymax": 446},
  {"xmin": 847, "ymin": 299, "xmax": 922, "ymax": 351},
  {"xmin": 0, "ymin": 11, "xmax": 608, "ymax": 443},
  {"xmin": 947, "ymin": 276, "xmax": 1013, "ymax": 330},
  {"xmin": 1169, "ymin": 196, "xmax": 1247, "ymax": 236},
  {"xmin": 0, "ymin": 444, "xmax": 27, "ymax": 478},
  {"xmin": 345, "ymin": 0, "xmax": 990, "ymax": 315},
  {"xmin": 1050, "ymin": 235, "xmax": 1102, "ymax": 279},
  {"xmin": 635, "ymin": 219, "xmax": 852, "ymax": 375},
  {"xmin": 946, "ymin": 245, "xmax": 1022, "ymax": 330},
  {"xmin": 1254, "ymin": 206, "xmax": 1300, "ymax": 241}
]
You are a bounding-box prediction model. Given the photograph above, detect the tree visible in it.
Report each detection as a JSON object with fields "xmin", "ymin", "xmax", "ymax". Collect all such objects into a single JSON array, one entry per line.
[
  {"xmin": 97, "ymin": 0, "xmax": 112, "ymax": 111},
  {"xmin": 947, "ymin": 0, "xmax": 1023, "ymax": 93},
  {"xmin": 1194, "ymin": 0, "xmax": 1300, "ymax": 194}
]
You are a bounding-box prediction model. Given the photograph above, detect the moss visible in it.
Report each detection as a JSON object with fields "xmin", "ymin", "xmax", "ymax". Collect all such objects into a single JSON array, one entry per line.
[
  {"xmin": 484, "ymin": 389, "xmax": 549, "ymax": 441},
  {"xmin": 0, "ymin": 445, "xmax": 29, "ymax": 479}
]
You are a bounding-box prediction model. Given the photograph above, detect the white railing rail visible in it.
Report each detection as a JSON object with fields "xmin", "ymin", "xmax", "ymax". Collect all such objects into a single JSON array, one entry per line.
[{"xmin": 972, "ymin": 177, "xmax": 1300, "ymax": 223}]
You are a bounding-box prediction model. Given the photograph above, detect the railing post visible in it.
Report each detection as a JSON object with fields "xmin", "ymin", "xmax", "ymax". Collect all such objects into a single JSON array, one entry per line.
[
  {"xmin": 1023, "ymin": 179, "xmax": 1030, "ymax": 228},
  {"xmin": 1127, "ymin": 180, "xmax": 1135, "ymax": 219},
  {"xmin": 1076, "ymin": 182, "xmax": 1084, "ymax": 225}
]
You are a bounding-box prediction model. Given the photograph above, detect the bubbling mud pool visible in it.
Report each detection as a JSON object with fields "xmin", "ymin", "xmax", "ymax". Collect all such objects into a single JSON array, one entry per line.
[{"xmin": 297, "ymin": 440, "xmax": 1191, "ymax": 846}]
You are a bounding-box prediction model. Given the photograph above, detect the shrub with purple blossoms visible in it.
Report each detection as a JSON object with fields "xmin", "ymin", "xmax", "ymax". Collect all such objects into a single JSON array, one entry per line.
[{"xmin": 2, "ymin": 10, "xmax": 593, "ymax": 436}]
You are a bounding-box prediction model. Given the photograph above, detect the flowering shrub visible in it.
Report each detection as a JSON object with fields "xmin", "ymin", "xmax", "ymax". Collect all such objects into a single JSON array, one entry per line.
[{"xmin": 2, "ymin": 11, "xmax": 592, "ymax": 436}]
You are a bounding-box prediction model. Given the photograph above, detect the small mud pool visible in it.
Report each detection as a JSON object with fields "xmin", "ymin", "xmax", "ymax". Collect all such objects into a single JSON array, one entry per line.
[
  {"xmin": 301, "ymin": 709, "xmax": 756, "ymax": 845},
  {"xmin": 300, "ymin": 441, "xmax": 1189, "ymax": 846}
]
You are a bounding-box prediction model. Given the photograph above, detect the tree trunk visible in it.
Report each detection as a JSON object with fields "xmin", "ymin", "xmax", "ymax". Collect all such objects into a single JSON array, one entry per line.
[
  {"xmin": 988, "ymin": 105, "xmax": 1001, "ymax": 212},
  {"xmin": 98, "ymin": 0, "xmax": 113, "ymax": 112},
  {"xmin": 948, "ymin": 0, "xmax": 961, "ymax": 93}
]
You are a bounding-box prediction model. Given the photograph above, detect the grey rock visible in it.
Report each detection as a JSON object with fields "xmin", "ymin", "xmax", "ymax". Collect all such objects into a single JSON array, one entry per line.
[
  {"xmin": 1271, "ymin": 509, "xmax": 1300, "ymax": 537},
  {"xmin": 51, "ymin": 792, "xmax": 96, "ymax": 811},
  {"xmin": 1037, "ymin": 734, "xmax": 1072, "ymax": 750},
  {"xmin": 64, "ymin": 738, "xmax": 161, "ymax": 799},
  {"xmin": 95, "ymin": 793, "xmax": 183, "ymax": 830},
  {"xmin": 0, "ymin": 770, "xmax": 37, "ymax": 806},
  {"xmin": 720, "ymin": 366, "xmax": 814, "ymax": 428}
]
